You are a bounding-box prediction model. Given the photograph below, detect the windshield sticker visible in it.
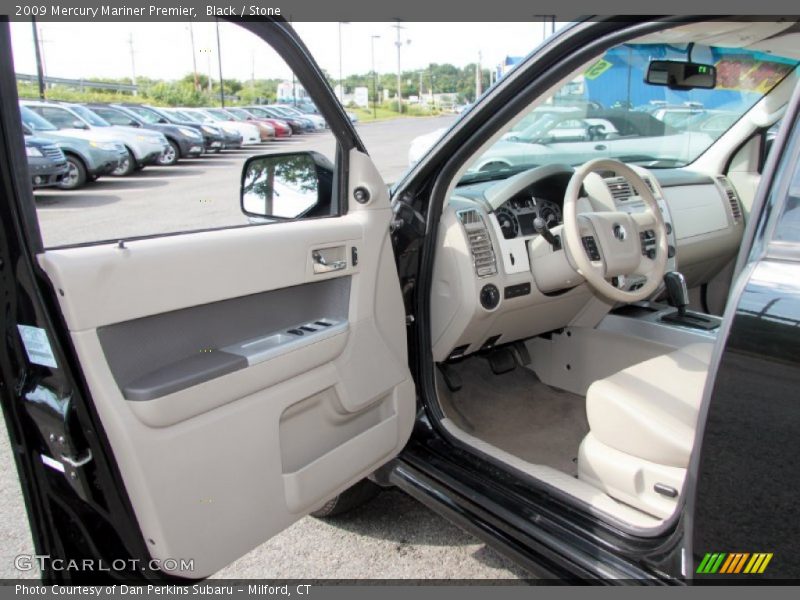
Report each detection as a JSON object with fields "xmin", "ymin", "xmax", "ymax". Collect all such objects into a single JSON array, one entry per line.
[{"xmin": 17, "ymin": 325, "xmax": 58, "ymax": 369}]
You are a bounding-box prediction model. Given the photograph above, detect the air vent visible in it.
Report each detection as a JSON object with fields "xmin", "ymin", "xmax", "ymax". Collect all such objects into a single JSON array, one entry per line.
[
  {"xmin": 605, "ymin": 176, "xmax": 634, "ymax": 202},
  {"xmin": 717, "ymin": 176, "xmax": 742, "ymax": 224},
  {"xmin": 458, "ymin": 209, "xmax": 497, "ymax": 278}
]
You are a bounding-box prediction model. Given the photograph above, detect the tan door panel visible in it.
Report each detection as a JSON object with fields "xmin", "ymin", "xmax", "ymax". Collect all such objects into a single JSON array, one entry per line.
[{"xmin": 36, "ymin": 150, "xmax": 415, "ymax": 577}]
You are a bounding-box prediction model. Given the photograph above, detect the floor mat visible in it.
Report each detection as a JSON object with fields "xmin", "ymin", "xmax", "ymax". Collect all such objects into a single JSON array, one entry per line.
[{"xmin": 437, "ymin": 357, "xmax": 589, "ymax": 475}]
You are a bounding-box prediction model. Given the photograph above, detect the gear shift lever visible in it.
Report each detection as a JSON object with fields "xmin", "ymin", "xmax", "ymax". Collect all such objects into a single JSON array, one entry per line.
[
  {"xmin": 664, "ymin": 271, "xmax": 689, "ymax": 315},
  {"xmin": 660, "ymin": 271, "xmax": 718, "ymax": 330}
]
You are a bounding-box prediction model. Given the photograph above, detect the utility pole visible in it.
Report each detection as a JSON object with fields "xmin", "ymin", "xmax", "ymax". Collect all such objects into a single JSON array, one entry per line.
[
  {"xmin": 337, "ymin": 22, "xmax": 349, "ymax": 102},
  {"xmin": 475, "ymin": 50, "xmax": 482, "ymax": 100},
  {"xmin": 128, "ymin": 33, "xmax": 137, "ymax": 95},
  {"xmin": 429, "ymin": 67, "xmax": 434, "ymax": 106},
  {"xmin": 188, "ymin": 22, "xmax": 199, "ymax": 91},
  {"xmin": 370, "ymin": 35, "xmax": 380, "ymax": 119},
  {"xmin": 392, "ymin": 20, "xmax": 406, "ymax": 113},
  {"xmin": 31, "ymin": 18, "xmax": 45, "ymax": 99},
  {"xmin": 215, "ymin": 18, "xmax": 224, "ymax": 107}
]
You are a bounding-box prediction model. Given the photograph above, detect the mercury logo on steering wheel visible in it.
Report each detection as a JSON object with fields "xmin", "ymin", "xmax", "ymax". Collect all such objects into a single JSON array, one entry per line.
[{"xmin": 613, "ymin": 224, "xmax": 627, "ymax": 241}]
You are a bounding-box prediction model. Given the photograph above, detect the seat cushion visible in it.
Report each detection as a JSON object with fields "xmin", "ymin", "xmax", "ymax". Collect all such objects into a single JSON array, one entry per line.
[{"xmin": 585, "ymin": 342, "xmax": 713, "ymax": 468}]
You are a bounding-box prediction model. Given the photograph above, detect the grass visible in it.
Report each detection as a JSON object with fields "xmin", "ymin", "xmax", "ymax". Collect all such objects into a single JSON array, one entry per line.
[{"xmin": 350, "ymin": 105, "xmax": 447, "ymax": 123}]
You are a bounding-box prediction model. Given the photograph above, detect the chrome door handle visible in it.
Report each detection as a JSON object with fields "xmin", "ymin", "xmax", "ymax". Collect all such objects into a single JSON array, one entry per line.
[{"xmin": 312, "ymin": 250, "xmax": 347, "ymax": 273}]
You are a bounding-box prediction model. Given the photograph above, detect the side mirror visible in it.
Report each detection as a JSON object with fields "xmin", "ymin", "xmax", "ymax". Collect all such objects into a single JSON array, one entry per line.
[
  {"xmin": 72, "ymin": 120, "xmax": 89, "ymax": 130},
  {"xmin": 129, "ymin": 120, "xmax": 141, "ymax": 127},
  {"xmin": 646, "ymin": 60, "xmax": 716, "ymax": 90},
  {"xmin": 240, "ymin": 151, "xmax": 333, "ymax": 220}
]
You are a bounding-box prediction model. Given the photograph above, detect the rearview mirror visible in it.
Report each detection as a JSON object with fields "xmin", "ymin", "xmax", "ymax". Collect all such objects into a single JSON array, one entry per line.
[
  {"xmin": 240, "ymin": 151, "xmax": 333, "ymax": 220},
  {"xmin": 646, "ymin": 60, "xmax": 716, "ymax": 90}
]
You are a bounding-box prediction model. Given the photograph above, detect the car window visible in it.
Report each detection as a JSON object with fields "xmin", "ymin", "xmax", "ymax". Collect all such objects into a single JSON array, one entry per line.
[
  {"xmin": 19, "ymin": 106, "xmax": 58, "ymax": 132},
  {"xmin": 91, "ymin": 107, "xmax": 135, "ymax": 127},
  {"xmin": 464, "ymin": 44, "xmax": 799, "ymax": 178},
  {"xmin": 125, "ymin": 106, "xmax": 163, "ymax": 124},
  {"xmin": 10, "ymin": 21, "xmax": 339, "ymax": 248},
  {"xmin": 773, "ymin": 121, "xmax": 800, "ymax": 244},
  {"xmin": 31, "ymin": 106, "xmax": 77, "ymax": 129},
  {"xmin": 70, "ymin": 105, "xmax": 111, "ymax": 127}
]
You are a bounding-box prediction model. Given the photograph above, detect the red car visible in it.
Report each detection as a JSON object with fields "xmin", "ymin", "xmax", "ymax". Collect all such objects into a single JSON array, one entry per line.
[{"xmin": 241, "ymin": 106, "xmax": 293, "ymax": 138}]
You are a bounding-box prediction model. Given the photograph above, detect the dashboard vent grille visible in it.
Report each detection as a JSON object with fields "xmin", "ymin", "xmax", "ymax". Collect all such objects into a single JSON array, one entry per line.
[
  {"xmin": 717, "ymin": 176, "xmax": 742, "ymax": 224},
  {"xmin": 458, "ymin": 209, "xmax": 497, "ymax": 278},
  {"xmin": 605, "ymin": 176, "xmax": 634, "ymax": 202}
]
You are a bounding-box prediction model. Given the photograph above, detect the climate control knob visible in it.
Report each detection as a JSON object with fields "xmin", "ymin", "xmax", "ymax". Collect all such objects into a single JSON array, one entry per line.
[{"xmin": 480, "ymin": 284, "xmax": 500, "ymax": 310}]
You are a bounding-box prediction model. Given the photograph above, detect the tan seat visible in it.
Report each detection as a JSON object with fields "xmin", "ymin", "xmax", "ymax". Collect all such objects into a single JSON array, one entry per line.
[{"xmin": 578, "ymin": 343, "xmax": 713, "ymax": 518}]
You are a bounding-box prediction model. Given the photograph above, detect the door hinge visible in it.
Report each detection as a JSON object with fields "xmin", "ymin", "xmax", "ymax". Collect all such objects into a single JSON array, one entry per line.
[{"xmin": 391, "ymin": 196, "xmax": 427, "ymax": 238}]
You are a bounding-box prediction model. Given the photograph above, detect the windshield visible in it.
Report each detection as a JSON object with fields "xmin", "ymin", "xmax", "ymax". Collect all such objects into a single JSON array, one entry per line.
[
  {"xmin": 124, "ymin": 105, "xmax": 162, "ymax": 124},
  {"xmin": 20, "ymin": 106, "xmax": 57, "ymax": 132},
  {"xmin": 70, "ymin": 105, "xmax": 111, "ymax": 127},
  {"xmin": 226, "ymin": 108, "xmax": 250, "ymax": 120},
  {"xmin": 247, "ymin": 107, "xmax": 270, "ymax": 118},
  {"xmin": 462, "ymin": 43, "xmax": 798, "ymax": 182},
  {"xmin": 204, "ymin": 109, "xmax": 229, "ymax": 121}
]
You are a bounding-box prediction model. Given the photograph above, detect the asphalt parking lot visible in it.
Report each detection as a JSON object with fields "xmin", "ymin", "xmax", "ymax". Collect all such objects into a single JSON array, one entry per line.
[
  {"xmin": 2, "ymin": 114, "xmax": 528, "ymax": 580},
  {"xmin": 32, "ymin": 115, "xmax": 456, "ymax": 248}
]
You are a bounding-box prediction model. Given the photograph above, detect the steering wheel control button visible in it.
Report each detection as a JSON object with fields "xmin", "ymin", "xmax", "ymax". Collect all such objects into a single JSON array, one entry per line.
[
  {"xmin": 668, "ymin": 245, "xmax": 676, "ymax": 258},
  {"xmin": 581, "ymin": 236, "xmax": 601, "ymax": 261},
  {"xmin": 479, "ymin": 284, "xmax": 501, "ymax": 310},
  {"xmin": 504, "ymin": 283, "xmax": 531, "ymax": 299},
  {"xmin": 665, "ymin": 222, "xmax": 673, "ymax": 235},
  {"xmin": 640, "ymin": 229, "xmax": 657, "ymax": 257}
]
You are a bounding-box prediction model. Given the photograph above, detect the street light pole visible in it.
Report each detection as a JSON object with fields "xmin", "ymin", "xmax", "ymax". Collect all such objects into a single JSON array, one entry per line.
[
  {"xmin": 338, "ymin": 22, "xmax": 349, "ymax": 102},
  {"xmin": 391, "ymin": 21, "xmax": 408, "ymax": 114},
  {"xmin": 215, "ymin": 18, "xmax": 224, "ymax": 108},
  {"xmin": 188, "ymin": 22, "xmax": 199, "ymax": 91},
  {"xmin": 31, "ymin": 18, "xmax": 45, "ymax": 99},
  {"xmin": 370, "ymin": 35, "xmax": 380, "ymax": 119}
]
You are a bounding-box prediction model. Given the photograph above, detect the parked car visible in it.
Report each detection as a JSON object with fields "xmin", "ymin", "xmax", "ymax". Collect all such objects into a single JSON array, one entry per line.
[
  {"xmin": 210, "ymin": 107, "xmax": 275, "ymax": 141},
  {"xmin": 19, "ymin": 105, "xmax": 125, "ymax": 190},
  {"xmin": 122, "ymin": 104, "xmax": 226, "ymax": 154},
  {"xmin": 268, "ymin": 104, "xmax": 326, "ymax": 130},
  {"xmin": 285, "ymin": 100, "xmax": 357, "ymax": 123},
  {"xmin": 23, "ymin": 134, "xmax": 68, "ymax": 189},
  {"xmin": 254, "ymin": 105, "xmax": 313, "ymax": 133},
  {"xmin": 240, "ymin": 106, "xmax": 293, "ymax": 137},
  {"xmin": 409, "ymin": 108, "xmax": 714, "ymax": 169},
  {"xmin": 21, "ymin": 101, "xmax": 168, "ymax": 176},
  {"xmin": 85, "ymin": 104, "xmax": 205, "ymax": 166},
  {"xmin": 6, "ymin": 17, "xmax": 800, "ymax": 585},
  {"xmin": 187, "ymin": 108, "xmax": 261, "ymax": 145},
  {"xmin": 171, "ymin": 108, "xmax": 245, "ymax": 149}
]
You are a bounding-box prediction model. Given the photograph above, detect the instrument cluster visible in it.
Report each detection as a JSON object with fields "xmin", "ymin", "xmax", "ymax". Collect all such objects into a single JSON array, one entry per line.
[{"xmin": 495, "ymin": 194, "xmax": 562, "ymax": 240}]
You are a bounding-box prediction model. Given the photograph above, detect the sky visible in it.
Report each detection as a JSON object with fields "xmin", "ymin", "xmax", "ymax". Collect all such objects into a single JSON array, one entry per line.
[{"xmin": 9, "ymin": 21, "xmax": 555, "ymax": 84}]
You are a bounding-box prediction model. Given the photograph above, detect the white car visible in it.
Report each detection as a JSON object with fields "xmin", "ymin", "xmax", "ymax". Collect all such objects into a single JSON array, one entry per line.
[
  {"xmin": 22, "ymin": 101, "xmax": 169, "ymax": 176},
  {"xmin": 195, "ymin": 108, "xmax": 262, "ymax": 145},
  {"xmin": 410, "ymin": 109, "xmax": 714, "ymax": 171}
]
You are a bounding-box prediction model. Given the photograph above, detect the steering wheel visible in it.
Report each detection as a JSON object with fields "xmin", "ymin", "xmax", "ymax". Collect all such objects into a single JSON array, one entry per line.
[{"xmin": 562, "ymin": 158, "xmax": 668, "ymax": 303}]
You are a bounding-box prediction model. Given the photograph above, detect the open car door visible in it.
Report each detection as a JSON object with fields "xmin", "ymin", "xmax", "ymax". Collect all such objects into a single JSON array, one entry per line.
[{"xmin": 0, "ymin": 20, "xmax": 414, "ymax": 580}]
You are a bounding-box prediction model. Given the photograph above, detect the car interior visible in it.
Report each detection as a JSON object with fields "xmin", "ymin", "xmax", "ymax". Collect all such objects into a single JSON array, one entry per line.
[{"xmin": 428, "ymin": 20, "xmax": 800, "ymax": 533}]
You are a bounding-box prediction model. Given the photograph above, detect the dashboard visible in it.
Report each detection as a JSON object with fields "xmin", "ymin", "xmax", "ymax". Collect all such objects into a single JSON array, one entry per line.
[
  {"xmin": 495, "ymin": 195, "xmax": 562, "ymax": 239},
  {"xmin": 429, "ymin": 164, "xmax": 745, "ymax": 363}
]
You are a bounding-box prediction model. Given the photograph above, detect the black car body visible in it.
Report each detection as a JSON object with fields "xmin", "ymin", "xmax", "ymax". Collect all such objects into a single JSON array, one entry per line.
[
  {"xmin": 2, "ymin": 17, "xmax": 800, "ymax": 585},
  {"xmin": 86, "ymin": 104, "xmax": 205, "ymax": 161},
  {"xmin": 23, "ymin": 135, "xmax": 68, "ymax": 189},
  {"xmin": 120, "ymin": 104, "xmax": 226, "ymax": 154}
]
